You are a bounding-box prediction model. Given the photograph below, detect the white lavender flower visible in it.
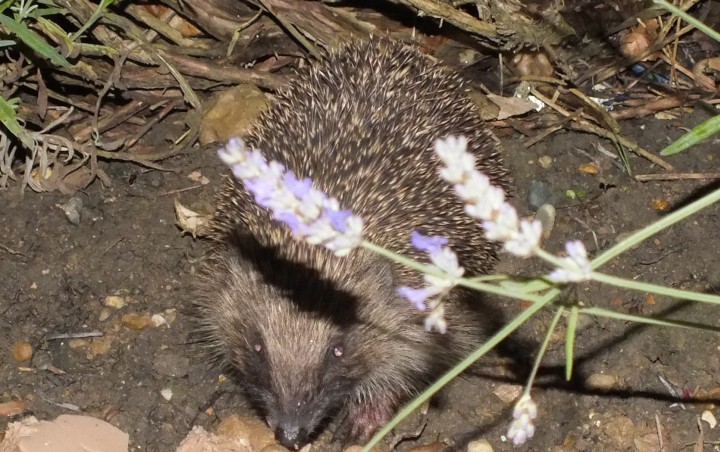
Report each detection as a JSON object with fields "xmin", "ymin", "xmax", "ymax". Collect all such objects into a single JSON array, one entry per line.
[
  {"xmin": 548, "ymin": 240, "xmax": 592, "ymax": 282},
  {"xmin": 217, "ymin": 137, "xmax": 363, "ymax": 256},
  {"xmin": 397, "ymin": 231, "xmax": 464, "ymax": 332},
  {"xmin": 434, "ymin": 136, "xmax": 542, "ymax": 258},
  {"xmin": 507, "ymin": 394, "xmax": 538, "ymax": 446}
]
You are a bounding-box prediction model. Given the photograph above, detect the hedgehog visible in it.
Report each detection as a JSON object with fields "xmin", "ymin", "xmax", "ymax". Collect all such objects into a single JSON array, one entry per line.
[{"xmin": 194, "ymin": 37, "xmax": 510, "ymax": 450}]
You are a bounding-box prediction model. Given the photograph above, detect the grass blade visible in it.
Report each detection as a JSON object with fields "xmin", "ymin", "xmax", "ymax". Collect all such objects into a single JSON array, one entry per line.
[
  {"xmin": 0, "ymin": 12, "xmax": 70, "ymax": 67},
  {"xmin": 660, "ymin": 113, "xmax": 720, "ymax": 155}
]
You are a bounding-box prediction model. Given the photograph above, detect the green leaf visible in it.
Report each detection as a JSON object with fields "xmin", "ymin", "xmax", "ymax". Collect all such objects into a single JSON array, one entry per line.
[
  {"xmin": 565, "ymin": 305, "xmax": 578, "ymax": 381},
  {"xmin": 0, "ymin": 12, "xmax": 70, "ymax": 67},
  {"xmin": 0, "ymin": 95, "xmax": 35, "ymax": 149},
  {"xmin": 660, "ymin": 113, "xmax": 720, "ymax": 155}
]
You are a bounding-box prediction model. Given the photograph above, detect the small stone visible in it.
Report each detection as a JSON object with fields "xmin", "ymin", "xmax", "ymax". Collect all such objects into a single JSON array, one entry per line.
[
  {"xmin": 105, "ymin": 296, "xmax": 126, "ymax": 309},
  {"xmin": 12, "ymin": 341, "xmax": 33, "ymax": 362},
  {"xmin": 600, "ymin": 415, "xmax": 635, "ymax": 449},
  {"xmin": 527, "ymin": 180, "xmax": 555, "ymax": 210},
  {"xmin": 0, "ymin": 400, "xmax": 26, "ymax": 416},
  {"xmin": 160, "ymin": 388, "xmax": 173, "ymax": 401},
  {"xmin": 216, "ymin": 414, "xmax": 276, "ymax": 450},
  {"xmin": 90, "ymin": 337, "xmax": 113, "ymax": 356},
  {"xmin": 122, "ymin": 312, "xmax": 152, "ymax": 330},
  {"xmin": 702, "ymin": 410, "xmax": 717, "ymax": 428},
  {"xmin": 538, "ymin": 155, "xmax": 552, "ymax": 168},
  {"xmin": 467, "ymin": 439, "xmax": 494, "ymax": 452},
  {"xmin": 151, "ymin": 314, "xmax": 167, "ymax": 327},
  {"xmin": 57, "ymin": 197, "xmax": 83, "ymax": 225},
  {"xmin": 534, "ymin": 203, "xmax": 556, "ymax": 239},
  {"xmin": 68, "ymin": 339, "xmax": 90, "ymax": 349},
  {"xmin": 585, "ymin": 373, "xmax": 619, "ymax": 391},
  {"xmin": 98, "ymin": 308, "xmax": 112, "ymax": 322},
  {"xmin": 492, "ymin": 384, "xmax": 523, "ymax": 403},
  {"xmin": 406, "ymin": 442, "xmax": 444, "ymax": 451},
  {"xmin": 153, "ymin": 351, "xmax": 190, "ymax": 378}
]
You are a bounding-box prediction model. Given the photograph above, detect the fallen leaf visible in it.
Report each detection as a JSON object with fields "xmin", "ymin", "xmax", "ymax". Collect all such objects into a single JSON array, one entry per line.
[
  {"xmin": 651, "ymin": 198, "xmax": 668, "ymax": 211},
  {"xmin": 578, "ymin": 163, "xmax": 599, "ymax": 174},
  {"xmin": 0, "ymin": 400, "xmax": 26, "ymax": 416},
  {"xmin": 486, "ymin": 94, "xmax": 538, "ymax": 120},
  {"xmin": 174, "ymin": 199, "xmax": 211, "ymax": 238},
  {"xmin": 646, "ymin": 293, "xmax": 656, "ymax": 305},
  {"xmin": 187, "ymin": 171, "xmax": 209, "ymax": 185}
]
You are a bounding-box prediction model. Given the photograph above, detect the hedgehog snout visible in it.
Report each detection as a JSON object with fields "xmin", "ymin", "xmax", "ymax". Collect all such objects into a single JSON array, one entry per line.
[{"xmin": 274, "ymin": 421, "xmax": 309, "ymax": 450}]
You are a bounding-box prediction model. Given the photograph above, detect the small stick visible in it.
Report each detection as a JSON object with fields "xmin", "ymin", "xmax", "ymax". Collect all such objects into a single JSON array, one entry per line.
[
  {"xmin": 160, "ymin": 184, "xmax": 205, "ymax": 196},
  {"xmin": 635, "ymin": 172, "xmax": 720, "ymax": 181},
  {"xmin": 531, "ymin": 88, "xmax": 673, "ymax": 170},
  {"xmin": 47, "ymin": 331, "xmax": 105, "ymax": 340}
]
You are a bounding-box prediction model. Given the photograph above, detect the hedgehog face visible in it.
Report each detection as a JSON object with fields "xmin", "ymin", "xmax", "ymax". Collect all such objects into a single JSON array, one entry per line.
[
  {"xmin": 205, "ymin": 245, "xmax": 386, "ymax": 449},
  {"xmin": 233, "ymin": 305, "xmax": 362, "ymax": 450}
]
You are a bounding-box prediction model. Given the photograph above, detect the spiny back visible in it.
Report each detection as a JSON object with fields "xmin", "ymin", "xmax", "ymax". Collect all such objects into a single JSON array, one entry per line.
[{"xmin": 213, "ymin": 38, "xmax": 509, "ymax": 279}]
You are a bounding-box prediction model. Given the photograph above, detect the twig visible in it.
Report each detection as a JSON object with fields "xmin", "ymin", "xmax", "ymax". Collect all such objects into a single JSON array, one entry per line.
[
  {"xmin": 103, "ymin": 237, "xmax": 125, "ymax": 255},
  {"xmin": 531, "ymin": 88, "xmax": 674, "ymax": 170},
  {"xmin": 655, "ymin": 413, "xmax": 665, "ymax": 451},
  {"xmin": 394, "ymin": 0, "xmax": 497, "ymax": 39},
  {"xmin": 611, "ymin": 94, "xmax": 699, "ymax": 120},
  {"xmin": 658, "ymin": 374, "xmax": 685, "ymax": 410},
  {"xmin": 0, "ymin": 242, "xmax": 25, "ymax": 257},
  {"xmin": 635, "ymin": 172, "xmax": 720, "ymax": 181},
  {"xmin": 47, "ymin": 331, "xmax": 105, "ymax": 340},
  {"xmin": 160, "ymin": 184, "xmax": 205, "ymax": 196}
]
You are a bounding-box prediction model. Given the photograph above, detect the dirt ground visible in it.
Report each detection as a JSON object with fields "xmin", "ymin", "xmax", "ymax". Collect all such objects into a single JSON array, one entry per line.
[{"xmin": 2, "ymin": 85, "xmax": 720, "ymax": 451}]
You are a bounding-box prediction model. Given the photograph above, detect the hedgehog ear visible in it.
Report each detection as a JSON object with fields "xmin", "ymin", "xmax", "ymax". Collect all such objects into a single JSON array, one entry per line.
[{"xmin": 354, "ymin": 252, "xmax": 398, "ymax": 299}]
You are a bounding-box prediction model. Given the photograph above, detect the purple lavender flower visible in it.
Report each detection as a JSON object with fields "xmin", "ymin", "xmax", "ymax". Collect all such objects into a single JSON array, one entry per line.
[
  {"xmin": 410, "ymin": 231, "xmax": 449, "ymax": 254},
  {"xmin": 397, "ymin": 230, "xmax": 465, "ymax": 332},
  {"xmin": 217, "ymin": 137, "xmax": 363, "ymax": 256},
  {"xmin": 397, "ymin": 286, "xmax": 430, "ymax": 311}
]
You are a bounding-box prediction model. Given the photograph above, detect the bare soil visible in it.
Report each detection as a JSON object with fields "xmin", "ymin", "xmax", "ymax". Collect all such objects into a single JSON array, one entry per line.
[{"xmin": 2, "ymin": 103, "xmax": 720, "ymax": 451}]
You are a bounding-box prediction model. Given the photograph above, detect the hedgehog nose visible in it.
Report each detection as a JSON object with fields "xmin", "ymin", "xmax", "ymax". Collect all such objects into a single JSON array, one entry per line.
[{"xmin": 275, "ymin": 424, "xmax": 308, "ymax": 450}]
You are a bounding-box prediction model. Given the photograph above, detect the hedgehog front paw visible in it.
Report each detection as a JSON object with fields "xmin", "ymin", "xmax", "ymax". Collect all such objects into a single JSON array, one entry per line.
[{"xmin": 334, "ymin": 400, "xmax": 395, "ymax": 446}]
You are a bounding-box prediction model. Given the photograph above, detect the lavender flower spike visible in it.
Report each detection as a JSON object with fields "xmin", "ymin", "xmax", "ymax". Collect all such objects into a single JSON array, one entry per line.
[
  {"xmin": 507, "ymin": 395, "xmax": 538, "ymax": 446},
  {"xmin": 433, "ymin": 135, "xmax": 542, "ymax": 258},
  {"xmin": 217, "ymin": 137, "xmax": 364, "ymax": 256},
  {"xmin": 548, "ymin": 240, "xmax": 592, "ymax": 283},
  {"xmin": 397, "ymin": 231, "xmax": 465, "ymax": 332}
]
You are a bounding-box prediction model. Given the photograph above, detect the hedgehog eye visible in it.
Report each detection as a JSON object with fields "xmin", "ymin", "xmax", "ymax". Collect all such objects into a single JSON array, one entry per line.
[
  {"xmin": 253, "ymin": 343, "xmax": 263, "ymax": 353},
  {"xmin": 331, "ymin": 345, "xmax": 344, "ymax": 358}
]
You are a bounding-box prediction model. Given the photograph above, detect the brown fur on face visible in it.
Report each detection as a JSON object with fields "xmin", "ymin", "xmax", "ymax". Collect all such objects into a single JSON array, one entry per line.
[{"xmin": 194, "ymin": 37, "xmax": 510, "ymax": 450}]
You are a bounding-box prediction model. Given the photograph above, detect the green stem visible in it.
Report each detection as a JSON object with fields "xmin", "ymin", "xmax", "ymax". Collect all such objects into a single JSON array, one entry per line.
[
  {"xmin": 361, "ymin": 241, "xmax": 546, "ymax": 303},
  {"xmin": 579, "ymin": 306, "xmax": 720, "ymax": 333},
  {"xmin": 591, "ymin": 187, "xmax": 720, "ymax": 268},
  {"xmin": 591, "ymin": 272, "xmax": 720, "ymax": 305},
  {"xmin": 361, "ymin": 288, "xmax": 560, "ymax": 451},
  {"xmin": 524, "ymin": 306, "xmax": 564, "ymax": 396},
  {"xmin": 534, "ymin": 247, "xmax": 568, "ymax": 270},
  {"xmin": 654, "ymin": 0, "xmax": 720, "ymax": 43}
]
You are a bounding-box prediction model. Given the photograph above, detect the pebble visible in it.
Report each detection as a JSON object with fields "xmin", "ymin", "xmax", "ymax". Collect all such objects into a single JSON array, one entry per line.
[
  {"xmin": 57, "ymin": 197, "xmax": 83, "ymax": 225},
  {"xmin": 702, "ymin": 410, "xmax": 717, "ymax": 428},
  {"xmin": 151, "ymin": 314, "xmax": 167, "ymax": 327},
  {"xmin": 467, "ymin": 439, "xmax": 494, "ymax": 452},
  {"xmin": 216, "ymin": 414, "xmax": 276, "ymax": 451},
  {"xmin": 12, "ymin": 341, "xmax": 33, "ymax": 362},
  {"xmin": 585, "ymin": 373, "xmax": 619, "ymax": 391},
  {"xmin": 492, "ymin": 383, "xmax": 522, "ymax": 403},
  {"xmin": 105, "ymin": 295, "xmax": 126, "ymax": 309},
  {"xmin": 535, "ymin": 203, "xmax": 556, "ymax": 238},
  {"xmin": 527, "ymin": 180, "xmax": 555, "ymax": 210},
  {"xmin": 153, "ymin": 351, "xmax": 190, "ymax": 378},
  {"xmin": 160, "ymin": 388, "xmax": 173, "ymax": 401},
  {"xmin": 98, "ymin": 308, "xmax": 112, "ymax": 322},
  {"xmin": 537, "ymin": 155, "xmax": 553, "ymax": 168},
  {"xmin": 121, "ymin": 312, "xmax": 152, "ymax": 330}
]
